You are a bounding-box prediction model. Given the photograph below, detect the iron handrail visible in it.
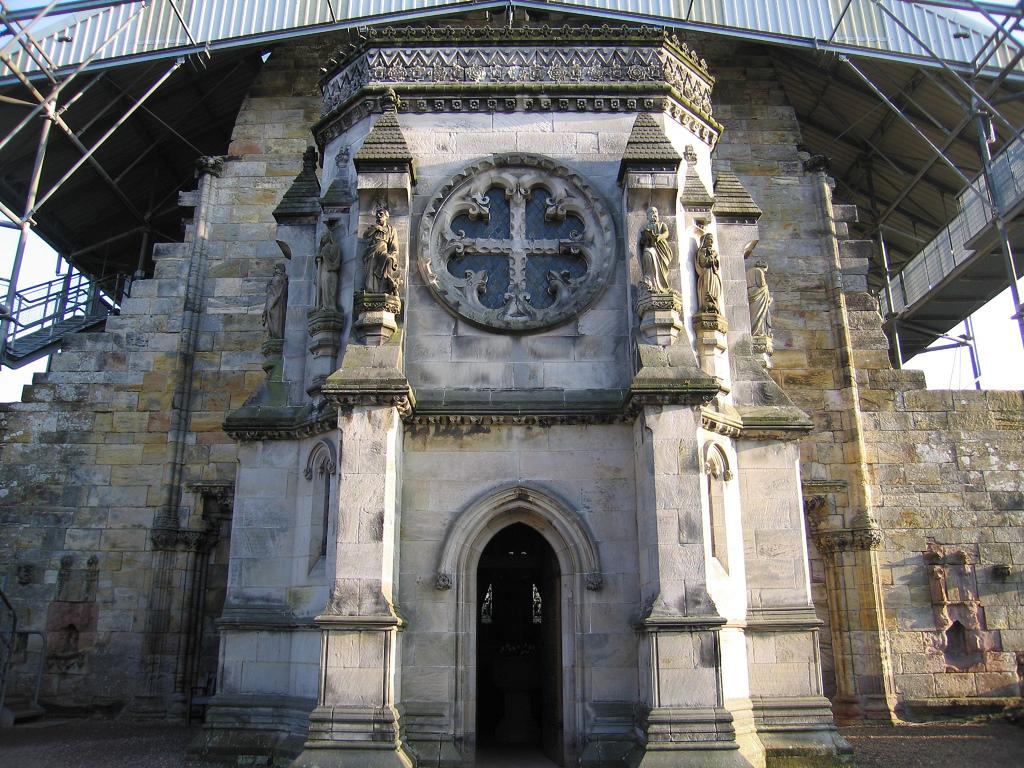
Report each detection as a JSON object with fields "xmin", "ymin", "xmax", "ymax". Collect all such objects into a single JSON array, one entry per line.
[
  {"xmin": 881, "ymin": 131, "xmax": 1024, "ymax": 316},
  {"xmin": 0, "ymin": 589, "xmax": 16, "ymax": 717},
  {"xmin": 0, "ymin": 272, "xmax": 128, "ymax": 350}
]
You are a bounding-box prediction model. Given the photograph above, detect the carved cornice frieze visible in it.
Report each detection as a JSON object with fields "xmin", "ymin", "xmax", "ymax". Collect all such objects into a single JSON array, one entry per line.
[
  {"xmin": 700, "ymin": 408, "xmax": 743, "ymax": 438},
  {"xmin": 223, "ymin": 411, "xmax": 336, "ymax": 442},
  {"xmin": 316, "ymin": 27, "xmax": 721, "ymax": 147},
  {"xmin": 330, "ymin": 392, "xmax": 414, "ymax": 420},
  {"xmin": 332, "ymin": 24, "xmax": 710, "ymax": 75},
  {"xmin": 413, "ymin": 412, "xmax": 627, "ymax": 427}
]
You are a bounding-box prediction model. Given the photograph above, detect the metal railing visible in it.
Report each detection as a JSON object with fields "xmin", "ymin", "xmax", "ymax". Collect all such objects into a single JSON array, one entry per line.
[
  {"xmin": 0, "ymin": 271, "xmax": 128, "ymax": 355},
  {"xmin": 0, "ymin": 590, "xmax": 15, "ymax": 718},
  {"xmin": 882, "ymin": 133, "xmax": 1024, "ymax": 316}
]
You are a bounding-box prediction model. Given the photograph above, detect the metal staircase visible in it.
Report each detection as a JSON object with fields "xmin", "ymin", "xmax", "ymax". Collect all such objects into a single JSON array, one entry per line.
[
  {"xmin": 0, "ymin": 273, "xmax": 128, "ymax": 369},
  {"xmin": 0, "ymin": 590, "xmax": 46, "ymax": 728}
]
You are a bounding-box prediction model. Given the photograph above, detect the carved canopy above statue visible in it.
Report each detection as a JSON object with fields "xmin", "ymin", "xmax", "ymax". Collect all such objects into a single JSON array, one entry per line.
[{"xmin": 418, "ymin": 153, "xmax": 616, "ymax": 332}]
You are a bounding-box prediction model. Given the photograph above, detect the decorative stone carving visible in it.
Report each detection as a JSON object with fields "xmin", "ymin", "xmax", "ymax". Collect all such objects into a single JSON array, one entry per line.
[
  {"xmin": 635, "ymin": 207, "xmax": 683, "ymax": 346},
  {"xmin": 435, "ymin": 572, "xmax": 453, "ymax": 591},
  {"xmin": 639, "ymin": 207, "xmax": 673, "ymax": 294},
  {"xmin": 695, "ymin": 231, "xmax": 722, "ymax": 315},
  {"xmin": 262, "ymin": 264, "xmax": 288, "ymax": 341},
  {"xmin": 308, "ymin": 228, "xmax": 345, "ymax": 361},
  {"xmin": 361, "ymin": 201, "xmax": 401, "ymax": 297},
  {"xmin": 922, "ymin": 540, "xmax": 996, "ymax": 671},
  {"xmin": 314, "ymin": 229, "xmax": 342, "ymax": 312},
  {"xmin": 319, "ymin": 29, "xmax": 718, "ymax": 148},
  {"xmin": 419, "ymin": 153, "xmax": 615, "ymax": 332},
  {"xmin": 351, "ymin": 201, "xmax": 402, "ymax": 345},
  {"xmin": 746, "ymin": 251, "xmax": 774, "ymax": 361}
]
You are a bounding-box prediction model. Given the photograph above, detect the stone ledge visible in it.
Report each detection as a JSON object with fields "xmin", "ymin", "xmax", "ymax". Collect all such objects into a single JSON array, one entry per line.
[{"xmin": 222, "ymin": 402, "xmax": 335, "ymax": 442}]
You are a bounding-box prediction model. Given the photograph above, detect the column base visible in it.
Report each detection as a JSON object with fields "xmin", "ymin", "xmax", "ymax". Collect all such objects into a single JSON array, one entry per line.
[
  {"xmin": 193, "ymin": 693, "xmax": 313, "ymax": 765},
  {"xmin": 752, "ymin": 695, "xmax": 854, "ymax": 767},
  {"xmin": 353, "ymin": 292, "xmax": 400, "ymax": 346},
  {"xmin": 638, "ymin": 707, "xmax": 754, "ymax": 768},
  {"xmin": 291, "ymin": 705, "xmax": 415, "ymax": 768},
  {"xmin": 291, "ymin": 745, "xmax": 414, "ymax": 768}
]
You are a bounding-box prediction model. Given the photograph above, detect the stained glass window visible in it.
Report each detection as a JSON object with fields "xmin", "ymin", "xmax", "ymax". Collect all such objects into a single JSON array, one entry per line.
[{"xmin": 481, "ymin": 583, "xmax": 494, "ymax": 624}]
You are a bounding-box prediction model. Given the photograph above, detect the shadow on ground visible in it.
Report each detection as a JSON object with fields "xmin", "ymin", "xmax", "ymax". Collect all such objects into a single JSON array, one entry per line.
[{"xmin": 1, "ymin": 718, "xmax": 1024, "ymax": 767}]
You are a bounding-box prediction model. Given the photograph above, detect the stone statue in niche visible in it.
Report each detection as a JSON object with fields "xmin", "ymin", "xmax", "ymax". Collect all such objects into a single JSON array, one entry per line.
[
  {"xmin": 747, "ymin": 260, "xmax": 773, "ymax": 339},
  {"xmin": 314, "ymin": 229, "xmax": 342, "ymax": 312},
  {"xmin": 695, "ymin": 231, "xmax": 723, "ymax": 315},
  {"xmin": 262, "ymin": 264, "xmax": 288, "ymax": 340},
  {"xmin": 362, "ymin": 201, "xmax": 401, "ymax": 297},
  {"xmin": 638, "ymin": 206, "xmax": 673, "ymax": 294}
]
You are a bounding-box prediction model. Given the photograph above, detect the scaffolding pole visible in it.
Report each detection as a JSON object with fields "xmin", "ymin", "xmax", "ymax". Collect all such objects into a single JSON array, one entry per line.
[
  {"xmin": 0, "ymin": 96, "xmax": 53, "ymax": 358},
  {"xmin": 974, "ymin": 105, "xmax": 1024, "ymax": 351}
]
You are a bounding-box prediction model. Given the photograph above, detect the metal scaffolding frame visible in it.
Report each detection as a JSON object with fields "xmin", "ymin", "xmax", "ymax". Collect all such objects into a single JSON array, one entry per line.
[{"xmin": 1, "ymin": 0, "xmax": 1023, "ymax": 373}]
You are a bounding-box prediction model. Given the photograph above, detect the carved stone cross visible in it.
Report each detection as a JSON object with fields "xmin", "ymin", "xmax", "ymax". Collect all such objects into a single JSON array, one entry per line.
[{"xmin": 449, "ymin": 177, "xmax": 585, "ymax": 321}]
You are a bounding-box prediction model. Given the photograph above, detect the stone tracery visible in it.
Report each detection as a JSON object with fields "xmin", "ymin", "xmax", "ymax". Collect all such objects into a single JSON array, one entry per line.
[{"xmin": 419, "ymin": 154, "xmax": 616, "ymax": 331}]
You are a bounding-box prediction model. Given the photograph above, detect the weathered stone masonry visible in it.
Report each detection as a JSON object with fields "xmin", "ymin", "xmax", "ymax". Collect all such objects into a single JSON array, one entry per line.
[{"xmin": 0, "ymin": 23, "xmax": 1021, "ymax": 768}]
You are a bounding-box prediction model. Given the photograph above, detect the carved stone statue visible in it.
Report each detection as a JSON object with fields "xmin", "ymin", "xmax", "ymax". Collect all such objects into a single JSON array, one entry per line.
[
  {"xmin": 262, "ymin": 264, "xmax": 288, "ymax": 340},
  {"xmin": 638, "ymin": 207, "xmax": 673, "ymax": 293},
  {"xmin": 695, "ymin": 231, "xmax": 722, "ymax": 315},
  {"xmin": 314, "ymin": 229, "xmax": 341, "ymax": 311},
  {"xmin": 362, "ymin": 202, "xmax": 401, "ymax": 296},
  {"xmin": 747, "ymin": 260, "xmax": 773, "ymax": 339}
]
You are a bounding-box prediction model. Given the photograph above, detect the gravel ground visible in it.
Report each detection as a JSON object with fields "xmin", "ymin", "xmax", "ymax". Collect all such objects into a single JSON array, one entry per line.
[
  {"xmin": 2, "ymin": 718, "xmax": 1024, "ymax": 767},
  {"xmin": 841, "ymin": 720, "xmax": 1024, "ymax": 768}
]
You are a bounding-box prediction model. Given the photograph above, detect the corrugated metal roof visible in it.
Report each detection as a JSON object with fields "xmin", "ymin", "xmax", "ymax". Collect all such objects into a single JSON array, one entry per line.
[{"xmin": 2, "ymin": 0, "xmax": 1020, "ymax": 83}]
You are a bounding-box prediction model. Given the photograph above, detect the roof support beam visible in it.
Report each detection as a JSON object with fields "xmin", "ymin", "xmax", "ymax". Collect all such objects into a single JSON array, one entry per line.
[
  {"xmin": 875, "ymin": 54, "xmax": 1023, "ymax": 224},
  {"xmin": 30, "ymin": 58, "xmax": 184, "ymax": 217},
  {"xmin": 0, "ymin": 1, "xmax": 145, "ymax": 155},
  {"xmin": 871, "ymin": 0, "xmax": 1023, "ymax": 144}
]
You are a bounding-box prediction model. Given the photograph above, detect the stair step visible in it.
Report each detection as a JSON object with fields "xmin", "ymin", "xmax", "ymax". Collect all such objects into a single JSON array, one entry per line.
[
  {"xmin": 3, "ymin": 315, "xmax": 108, "ymax": 368},
  {"xmin": 1, "ymin": 696, "xmax": 45, "ymax": 723}
]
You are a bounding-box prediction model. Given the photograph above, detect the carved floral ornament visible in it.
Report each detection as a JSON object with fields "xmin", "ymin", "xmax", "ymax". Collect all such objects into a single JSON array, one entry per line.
[{"xmin": 419, "ymin": 154, "xmax": 616, "ymax": 332}]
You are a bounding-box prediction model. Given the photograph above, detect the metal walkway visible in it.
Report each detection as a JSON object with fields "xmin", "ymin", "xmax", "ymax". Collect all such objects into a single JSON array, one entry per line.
[
  {"xmin": 2, "ymin": 0, "xmax": 1021, "ymax": 84},
  {"xmin": 881, "ymin": 133, "xmax": 1024, "ymax": 360},
  {"xmin": 0, "ymin": 273, "xmax": 124, "ymax": 369}
]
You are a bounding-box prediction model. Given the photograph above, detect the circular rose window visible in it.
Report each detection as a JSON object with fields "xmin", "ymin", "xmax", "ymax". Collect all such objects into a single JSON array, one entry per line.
[{"xmin": 418, "ymin": 154, "xmax": 616, "ymax": 332}]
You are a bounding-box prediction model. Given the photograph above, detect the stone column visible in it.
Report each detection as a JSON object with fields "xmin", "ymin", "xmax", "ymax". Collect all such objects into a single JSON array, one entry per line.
[
  {"xmin": 136, "ymin": 156, "xmax": 223, "ymax": 718},
  {"xmin": 807, "ymin": 499, "xmax": 898, "ymax": 724},
  {"xmin": 294, "ymin": 404, "xmax": 413, "ymax": 768},
  {"xmin": 632, "ymin": 405, "xmax": 750, "ymax": 767},
  {"xmin": 806, "ymin": 159, "xmax": 898, "ymax": 723},
  {"xmin": 293, "ymin": 94, "xmax": 416, "ymax": 768}
]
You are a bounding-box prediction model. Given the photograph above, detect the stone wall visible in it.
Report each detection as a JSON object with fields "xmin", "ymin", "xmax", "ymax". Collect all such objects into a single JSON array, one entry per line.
[
  {"xmin": 0, "ymin": 36, "xmax": 330, "ymax": 711},
  {"xmin": 865, "ymin": 378, "xmax": 1024, "ymax": 705},
  {"xmin": 705, "ymin": 39, "xmax": 1024, "ymax": 715}
]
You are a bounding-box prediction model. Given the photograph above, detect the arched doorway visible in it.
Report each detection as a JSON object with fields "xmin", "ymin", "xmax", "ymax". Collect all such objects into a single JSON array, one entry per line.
[{"xmin": 475, "ymin": 523, "xmax": 563, "ymax": 766}]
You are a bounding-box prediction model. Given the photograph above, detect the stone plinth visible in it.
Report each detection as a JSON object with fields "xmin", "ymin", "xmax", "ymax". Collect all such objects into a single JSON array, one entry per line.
[
  {"xmin": 353, "ymin": 292, "xmax": 400, "ymax": 346},
  {"xmin": 261, "ymin": 338, "xmax": 284, "ymax": 379},
  {"xmin": 694, "ymin": 311, "xmax": 729, "ymax": 388},
  {"xmin": 636, "ymin": 291, "xmax": 683, "ymax": 346},
  {"xmin": 307, "ymin": 309, "xmax": 345, "ymax": 358},
  {"xmin": 752, "ymin": 333, "xmax": 773, "ymax": 369}
]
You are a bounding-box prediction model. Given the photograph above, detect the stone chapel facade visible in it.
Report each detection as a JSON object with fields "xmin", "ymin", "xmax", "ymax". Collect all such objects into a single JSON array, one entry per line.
[{"xmin": 1, "ymin": 15, "xmax": 1023, "ymax": 768}]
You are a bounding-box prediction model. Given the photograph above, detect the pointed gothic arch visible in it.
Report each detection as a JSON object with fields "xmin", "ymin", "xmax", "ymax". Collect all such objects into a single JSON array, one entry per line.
[
  {"xmin": 433, "ymin": 483, "xmax": 603, "ymax": 593},
  {"xmin": 433, "ymin": 482, "xmax": 604, "ymax": 764}
]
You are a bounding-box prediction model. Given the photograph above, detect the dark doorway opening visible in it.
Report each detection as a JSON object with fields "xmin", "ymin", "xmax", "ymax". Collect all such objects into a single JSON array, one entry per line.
[{"xmin": 476, "ymin": 523, "xmax": 563, "ymax": 765}]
